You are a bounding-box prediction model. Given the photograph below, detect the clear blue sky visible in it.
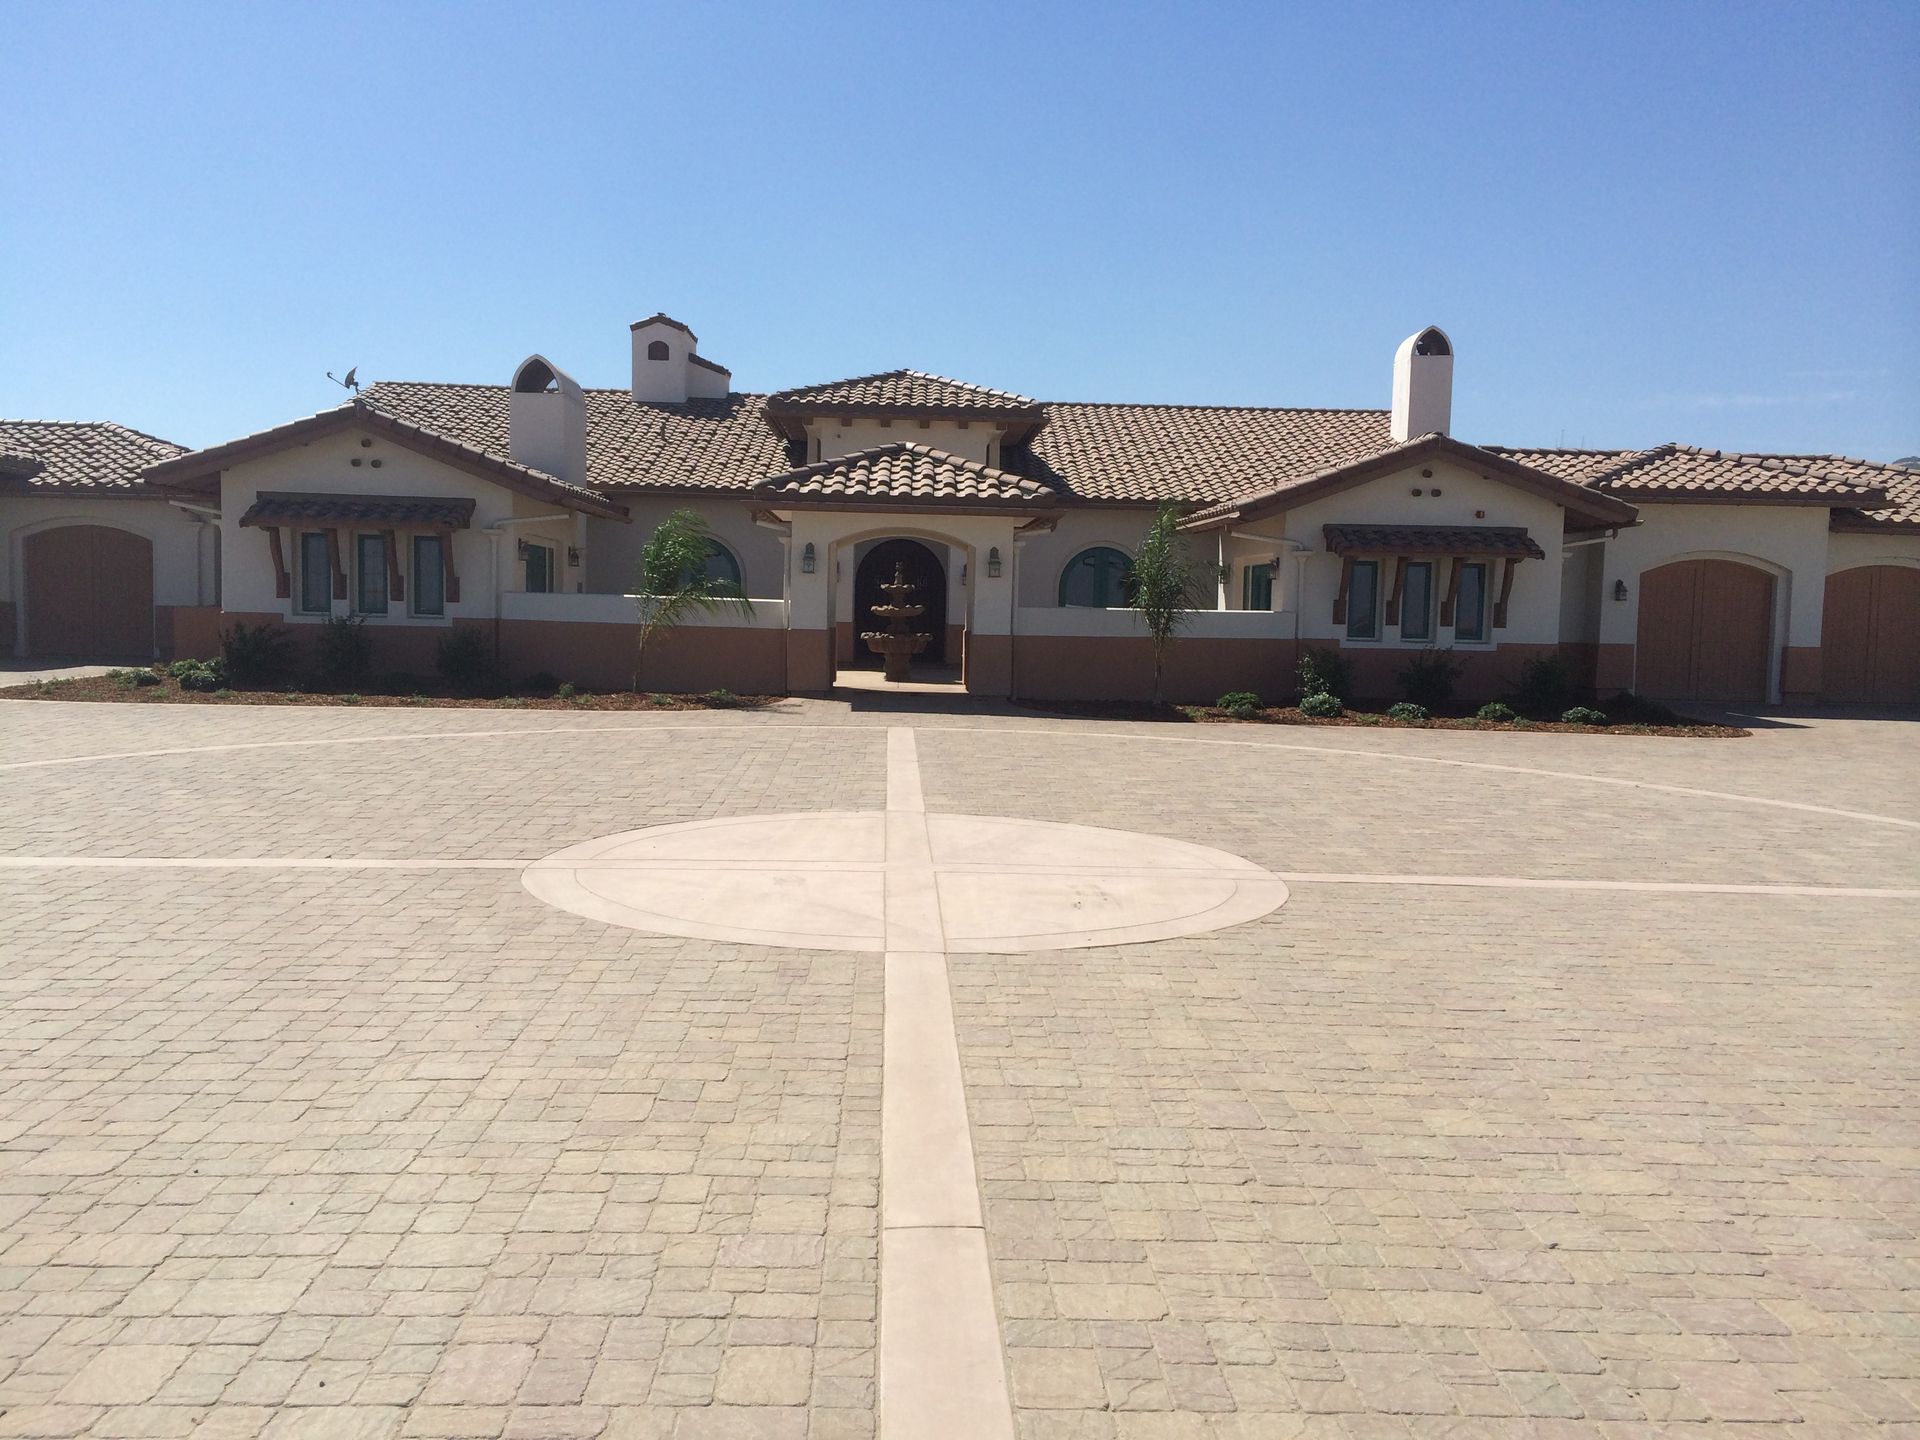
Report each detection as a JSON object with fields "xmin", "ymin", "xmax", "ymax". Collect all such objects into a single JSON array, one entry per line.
[{"xmin": 4, "ymin": 1, "xmax": 1915, "ymax": 460}]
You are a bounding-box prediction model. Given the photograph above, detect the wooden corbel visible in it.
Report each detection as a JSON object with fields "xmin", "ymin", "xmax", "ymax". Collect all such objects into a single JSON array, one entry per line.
[
  {"xmin": 1440, "ymin": 557, "xmax": 1461, "ymax": 627},
  {"xmin": 325, "ymin": 529, "xmax": 347, "ymax": 600},
  {"xmin": 384, "ymin": 530, "xmax": 405, "ymax": 603},
  {"xmin": 1493, "ymin": 557, "xmax": 1517, "ymax": 629},
  {"xmin": 1332, "ymin": 556, "xmax": 1354, "ymax": 627},
  {"xmin": 267, "ymin": 527, "xmax": 290, "ymax": 600}
]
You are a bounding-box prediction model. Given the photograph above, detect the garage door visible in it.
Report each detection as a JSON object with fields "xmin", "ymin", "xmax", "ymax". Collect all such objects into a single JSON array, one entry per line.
[
  {"xmin": 1822, "ymin": 565, "xmax": 1920, "ymax": 703},
  {"xmin": 1635, "ymin": 558, "xmax": 1774, "ymax": 703},
  {"xmin": 23, "ymin": 525, "xmax": 154, "ymax": 662}
]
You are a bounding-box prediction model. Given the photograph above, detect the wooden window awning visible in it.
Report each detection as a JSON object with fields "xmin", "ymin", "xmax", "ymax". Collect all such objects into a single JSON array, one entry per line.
[
  {"xmin": 238, "ymin": 492, "xmax": 477, "ymax": 530},
  {"xmin": 1321, "ymin": 523, "xmax": 1544, "ymax": 559}
]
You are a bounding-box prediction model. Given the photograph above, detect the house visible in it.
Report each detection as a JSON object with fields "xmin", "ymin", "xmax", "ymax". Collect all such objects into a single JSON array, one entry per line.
[{"xmin": 17, "ymin": 315, "xmax": 1917, "ymax": 705}]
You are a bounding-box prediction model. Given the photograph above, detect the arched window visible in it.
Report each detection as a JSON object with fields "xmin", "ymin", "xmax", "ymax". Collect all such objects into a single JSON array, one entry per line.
[
  {"xmin": 647, "ymin": 339, "xmax": 671, "ymax": 362},
  {"xmin": 681, "ymin": 540, "xmax": 742, "ymax": 593},
  {"xmin": 1058, "ymin": 547, "xmax": 1133, "ymax": 607}
]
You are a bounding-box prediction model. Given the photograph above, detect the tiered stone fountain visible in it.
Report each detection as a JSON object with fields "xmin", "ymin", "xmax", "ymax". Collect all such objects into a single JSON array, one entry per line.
[{"xmin": 861, "ymin": 561, "xmax": 932, "ymax": 682}]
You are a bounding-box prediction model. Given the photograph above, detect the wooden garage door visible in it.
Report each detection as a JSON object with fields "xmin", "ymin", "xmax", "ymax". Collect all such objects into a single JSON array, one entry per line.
[
  {"xmin": 1822, "ymin": 565, "xmax": 1920, "ymax": 703},
  {"xmin": 23, "ymin": 525, "xmax": 154, "ymax": 661},
  {"xmin": 1635, "ymin": 558, "xmax": 1774, "ymax": 703}
]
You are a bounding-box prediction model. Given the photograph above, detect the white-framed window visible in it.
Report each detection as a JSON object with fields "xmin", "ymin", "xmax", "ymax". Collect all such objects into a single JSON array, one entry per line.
[
  {"xmin": 1454, "ymin": 561, "xmax": 1490, "ymax": 643},
  {"xmin": 355, "ymin": 533, "xmax": 388, "ymax": 615},
  {"xmin": 297, "ymin": 531, "xmax": 332, "ymax": 614},
  {"xmin": 524, "ymin": 541, "xmax": 556, "ymax": 594},
  {"xmin": 412, "ymin": 534, "xmax": 446, "ymax": 617},
  {"xmin": 1242, "ymin": 562, "xmax": 1275, "ymax": 611},
  {"xmin": 1345, "ymin": 559, "xmax": 1381, "ymax": 640},
  {"xmin": 1400, "ymin": 561, "xmax": 1434, "ymax": 642}
]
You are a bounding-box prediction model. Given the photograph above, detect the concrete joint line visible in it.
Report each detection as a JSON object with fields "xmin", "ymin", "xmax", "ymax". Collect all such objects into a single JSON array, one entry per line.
[{"xmin": 879, "ymin": 727, "xmax": 1014, "ymax": 1439}]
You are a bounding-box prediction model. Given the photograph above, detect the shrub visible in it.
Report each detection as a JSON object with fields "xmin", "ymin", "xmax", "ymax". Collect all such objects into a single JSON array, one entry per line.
[
  {"xmin": 1560, "ymin": 705, "xmax": 1609, "ymax": 726},
  {"xmin": 1299, "ymin": 692, "xmax": 1343, "ymax": 718},
  {"xmin": 707, "ymin": 687, "xmax": 738, "ymax": 707},
  {"xmin": 108, "ymin": 667, "xmax": 160, "ymax": 689},
  {"xmin": 315, "ymin": 615, "xmax": 373, "ymax": 688},
  {"xmin": 435, "ymin": 627, "xmax": 500, "ymax": 695},
  {"xmin": 1297, "ymin": 647, "xmax": 1351, "ymax": 702},
  {"xmin": 1386, "ymin": 701, "xmax": 1429, "ymax": 721},
  {"xmin": 1606, "ymin": 691, "xmax": 1681, "ymax": 726},
  {"xmin": 170, "ymin": 657, "xmax": 228, "ymax": 692},
  {"xmin": 1508, "ymin": 652, "xmax": 1575, "ymax": 716},
  {"xmin": 1476, "ymin": 700, "xmax": 1517, "ymax": 722},
  {"xmin": 1394, "ymin": 647, "xmax": 1465, "ymax": 710},
  {"xmin": 555, "ymin": 682, "xmax": 577, "ymax": 700},
  {"xmin": 1217, "ymin": 690, "xmax": 1262, "ymax": 719},
  {"xmin": 338, "ymin": 693, "xmax": 362, "ymax": 706},
  {"xmin": 220, "ymin": 621, "xmax": 294, "ymax": 687}
]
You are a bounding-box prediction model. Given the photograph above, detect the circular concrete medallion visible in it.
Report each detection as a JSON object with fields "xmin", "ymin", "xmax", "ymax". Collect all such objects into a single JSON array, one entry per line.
[{"xmin": 522, "ymin": 811, "xmax": 1288, "ymax": 953}]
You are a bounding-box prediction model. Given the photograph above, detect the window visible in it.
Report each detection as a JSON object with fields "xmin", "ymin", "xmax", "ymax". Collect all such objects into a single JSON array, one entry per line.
[
  {"xmin": 524, "ymin": 542, "xmax": 555, "ymax": 594},
  {"xmin": 412, "ymin": 535, "xmax": 445, "ymax": 616},
  {"xmin": 1345, "ymin": 559, "xmax": 1381, "ymax": 640},
  {"xmin": 355, "ymin": 534, "xmax": 388, "ymax": 614},
  {"xmin": 1242, "ymin": 562, "xmax": 1275, "ymax": 611},
  {"xmin": 1058, "ymin": 547, "xmax": 1132, "ymax": 607},
  {"xmin": 298, "ymin": 531, "xmax": 331, "ymax": 614},
  {"xmin": 681, "ymin": 540, "xmax": 742, "ymax": 593},
  {"xmin": 1400, "ymin": 561, "xmax": 1434, "ymax": 641},
  {"xmin": 1455, "ymin": 561, "xmax": 1489, "ymax": 642},
  {"xmin": 647, "ymin": 339, "xmax": 670, "ymax": 361}
]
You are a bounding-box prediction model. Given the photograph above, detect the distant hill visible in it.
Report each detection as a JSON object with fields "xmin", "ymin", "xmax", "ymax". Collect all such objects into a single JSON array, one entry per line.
[{"xmin": 1897, "ymin": 456, "xmax": 1920, "ymax": 469}]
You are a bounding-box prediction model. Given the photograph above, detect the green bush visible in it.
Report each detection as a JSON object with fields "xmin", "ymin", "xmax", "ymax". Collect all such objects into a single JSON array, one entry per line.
[
  {"xmin": 435, "ymin": 627, "xmax": 500, "ymax": 695},
  {"xmin": 315, "ymin": 615, "xmax": 372, "ymax": 688},
  {"xmin": 1297, "ymin": 647, "xmax": 1351, "ymax": 702},
  {"xmin": 338, "ymin": 693, "xmax": 362, "ymax": 706},
  {"xmin": 169, "ymin": 657, "xmax": 228, "ymax": 692},
  {"xmin": 1299, "ymin": 692, "xmax": 1343, "ymax": 718},
  {"xmin": 707, "ymin": 687, "xmax": 739, "ymax": 707},
  {"xmin": 1476, "ymin": 700, "xmax": 1517, "ymax": 722},
  {"xmin": 108, "ymin": 667, "xmax": 160, "ymax": 689},
  {"xmin": 1217, "ymin": 690, "xmax": 1262, "ymax": 718},
  {"xmin": 555, "ymin": 682, "xmax": 577, "ymax": 700},
  {"xmin": 1508, "ymin": 652, "xmax": 1574, "ymax": 716},
  {"xmin": 220, "ymin": 622, "xmax": 294, "ymax": 687},
  {"xmin": 1394, "ymin": 647, "xmax": 1465, "ymax": 710},
  {"xmin": 1606, "ymin": 691, "xmax": 1681, "ymax": 726},
  {"xmin": 1386, "ymin": 701, "xmax": 1429, "ymax": 721},
  {"xmin": 1560, "ymin": 705, "xmax": 1609, "ymax": 726}
]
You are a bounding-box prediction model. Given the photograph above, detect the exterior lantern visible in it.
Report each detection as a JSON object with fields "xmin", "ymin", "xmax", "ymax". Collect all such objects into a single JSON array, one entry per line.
[
  {"xmin": 1613, "ymin": 578, "xmax": 1628, "ymax": 601},
  {"xmin": 801, "ymin": 542, "xmax": 816, "ymax": 574},
  {"xmin": 987, "ymin": 546, "xmax": 1002, "ymax": 578}
]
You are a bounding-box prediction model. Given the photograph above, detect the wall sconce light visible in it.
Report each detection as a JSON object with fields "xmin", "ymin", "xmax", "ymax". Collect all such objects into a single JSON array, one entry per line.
[
  {"xmin": 801, "ymin": 543, "xmax": 816, "ymax": 574},
  {"xmin": 987, "ymin": 547, "xmax": 1002, "ymax": 578},
  {"xmin": 515, "ymin": 537, "xmax": 531, "ymax": 558},
  {"xmin": 1613, "ymin": 578, "xmax": 1628, "ymax": 601},
  {"xmin": 566, "ymin": 546, "xmax": 581, "ymax": 568}
]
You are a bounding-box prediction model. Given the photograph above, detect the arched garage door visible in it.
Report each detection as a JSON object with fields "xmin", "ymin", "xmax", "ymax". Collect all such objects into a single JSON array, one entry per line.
[
  {"xmin": 1635, "ymin": 558, "xmax": 1773, "ymax": 703},
  {"xmin": 23, "ymin": 525, "xmax": 154, "ymax": 661},
  {"xmin": 1822, "ymin": 566, "xmax": 1920, "ymax": 703}
]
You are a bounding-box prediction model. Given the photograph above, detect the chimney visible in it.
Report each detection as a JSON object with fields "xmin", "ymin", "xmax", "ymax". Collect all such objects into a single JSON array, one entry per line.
[
  {"xmin": 1390, "ymin": 326, "xmax": 1453, "ymax": 442},
  {"xmin": 630, "ymin": 313, "xmax": 731, "ymax": 403},
  {"xmin": 508, "ymin": 355, "xmax": 588, "ymax": 484}
]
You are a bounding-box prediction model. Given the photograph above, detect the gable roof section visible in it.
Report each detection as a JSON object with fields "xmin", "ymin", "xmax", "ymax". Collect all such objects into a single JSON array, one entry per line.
[
  {"xmin": 1182, "ymin": 434, "xmax": 1640, "ymax": 532},
  {"xmin": 762, "ymin": 370, "xmax": 1046, "ymax": 442},
  {"xmin": 0, "ymin": 420, "xmax": 188, "ymax": 494},
  {"xmin": 753, "ymin": 443, "xmax": 1059, "ymax": 510},
  {"xmin": 142, "ymin": 401, "xmax": 629, "ymax": 520},
  {"xmin": 1824, "ymin": 457, "xmax": 1920, "ymax": 531},
  {"xmin": 1493, "ymin": 443, "xmax": 1891, "ymax": 508}
]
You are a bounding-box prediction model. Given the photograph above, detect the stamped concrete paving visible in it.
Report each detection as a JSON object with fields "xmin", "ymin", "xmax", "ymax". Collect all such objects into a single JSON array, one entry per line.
[{"xmin": 0, "ymin": 698, "xmax": 1916, "ymax": 1438}]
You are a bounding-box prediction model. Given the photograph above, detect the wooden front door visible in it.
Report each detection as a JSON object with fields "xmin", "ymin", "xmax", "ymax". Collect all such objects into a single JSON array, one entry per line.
[
  {"xmin": 23, "ymin": 525, "xmax": 155, "ymax": 661},
  {"xmin": 1635, "ymin": 558, "xmax": 1773, "ymax": 703},
  {"xmin": 1822, "ymin": 565, "xmax": 1920, "ymax": 703},
  {"xmin": 853, "ymin": 539, "xmax": 946, "ymax": 666}
]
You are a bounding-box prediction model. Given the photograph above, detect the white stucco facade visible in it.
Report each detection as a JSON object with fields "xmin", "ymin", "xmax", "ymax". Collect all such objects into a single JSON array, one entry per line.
[{"xmin": 2, "ymin": 494, "xmax": 212, "ymax": 655}]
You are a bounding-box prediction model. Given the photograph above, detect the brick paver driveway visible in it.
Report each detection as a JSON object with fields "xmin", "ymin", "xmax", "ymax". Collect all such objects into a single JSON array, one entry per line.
[{"xmin": 0, "ymin": 698, "xmax": 1915, "ymax": 1438}]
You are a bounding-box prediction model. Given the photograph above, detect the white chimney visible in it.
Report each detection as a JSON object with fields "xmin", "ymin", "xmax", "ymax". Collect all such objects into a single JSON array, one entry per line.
[
  {"xmin": 509, "ymin": 355, "xmax": 588, "ymax": 484},
  {"xmin": 631, "ymin": 313, "xmax": 731, "ymax": 403},
  {"xmin": 1390, "ymin": 326, "xmax": 1453, "ymax": 442}
]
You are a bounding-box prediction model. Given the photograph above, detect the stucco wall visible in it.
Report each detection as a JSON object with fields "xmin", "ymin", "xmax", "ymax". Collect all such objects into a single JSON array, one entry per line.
[
  {"xmin": 1825, "ymin": 530, "xmax": 1920, "ymax": 576},
  {"xmin": 809, "ymin": 418, "xmax": 995, "ymax": 466},
  {"xmin": 218, "ymin": 426, "xmax": 583, "ymax": 629},
  {"xmin": 1013, "ymin": 508, "xmax": 1178, "ymax": 608},
  {"xmin": 2, "ymin": 494, "xmax": 212, "ymax": 655},
  {"xmin": 582, "ymin": 497, "xmax": 783, "ymax": 598}
]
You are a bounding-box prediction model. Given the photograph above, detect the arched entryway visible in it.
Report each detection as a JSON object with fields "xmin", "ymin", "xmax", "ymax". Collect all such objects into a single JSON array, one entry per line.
[
  {"xmin": 853, "ymin": 538, "xmax": 947, "ymax": 666},
  {"xmin": 1635, "ymin": 557, "xmax": 1774, "ymax": 703},
  {"xmin": 1822, "ymin": 565, "xmax": 1920, "ymax": 703},
  {"xmin": 22, "ymin": 524, "xmax": 155, "ymax": 661}
]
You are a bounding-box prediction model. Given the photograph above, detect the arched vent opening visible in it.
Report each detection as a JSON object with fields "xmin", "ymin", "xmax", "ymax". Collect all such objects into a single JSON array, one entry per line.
[
  {"xmin": 647, "ymin": 340, "xmax": 671, "ymax": 362},
  {"xmin": 513, "ymin": 358, "xmax": 559, "ymax": 394},
  {"xmin": 1413, "ymin": 327, "xmax": 1451, "ymax": 357}
]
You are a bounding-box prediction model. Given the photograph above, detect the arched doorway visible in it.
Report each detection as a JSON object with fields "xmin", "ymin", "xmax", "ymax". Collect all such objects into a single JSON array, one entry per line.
[
  {"xmin": 853, "ymin": 538, "xmax": 946, "ymax": 666},
  {"xmin": 23, "ymin": 524, "xmax": 155, "ymax": 661},
  {"xmin": 1823, "ymin": 565, "xmax": 1920, "ymax": 703},
  {"xmin": 1635, "ymin": 557, "xmax": 1773, "ymax": 703}
]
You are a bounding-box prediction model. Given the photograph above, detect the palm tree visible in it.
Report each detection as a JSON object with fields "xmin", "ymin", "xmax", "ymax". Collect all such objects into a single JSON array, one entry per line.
[
  {"xmin": 1127, "ymin": 503, "xmax": 1207, "ymax": 705},
  {"xmin": 632, "ymin": 509, "xmax": 750, "ymax": 692}
]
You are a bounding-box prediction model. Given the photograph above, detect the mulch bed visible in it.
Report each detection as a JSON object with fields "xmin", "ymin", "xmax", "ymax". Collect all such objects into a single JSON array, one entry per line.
[
  {"xmin": 1024, "ymin": 698, "xmax": 1745, "ymax": 738},
  {"xmin": 5, "ymin": 674, "xmax": 782, "ymax": 712}
]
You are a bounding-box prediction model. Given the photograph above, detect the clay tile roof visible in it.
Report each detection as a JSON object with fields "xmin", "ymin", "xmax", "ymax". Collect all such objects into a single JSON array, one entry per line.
[
  {"xmin": 1581, "ymin": 444, "xmax": 1889, "ymax": 504},
  {"xmin": 630, "ymin": 313, "xmax": 696, "ymax": 338},
  {"xmin": 0, "ymin": 419, "xmax": 187, "ymax": 493},
  {"xmin": 753, "ymin": 443, "xmax": 1058, "ymax": 508},
  {"xmin": 765, "ymin": 369, "xmax": 1041, "ymax": 415},
  {"xmin": 1482, "ymin": 447, "xmax": 1638, "ymax": 486},
  {"xmin": 1019, "ymin": 403, "xmax": 1394, "ymax": 505},
  {"xmin": 239, "ymin": 492, "xmax": 477, "ymax": 529},
  {"xmin": 1323, "ymin": 523, "xmax": 1544, "ymax": 558}
]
